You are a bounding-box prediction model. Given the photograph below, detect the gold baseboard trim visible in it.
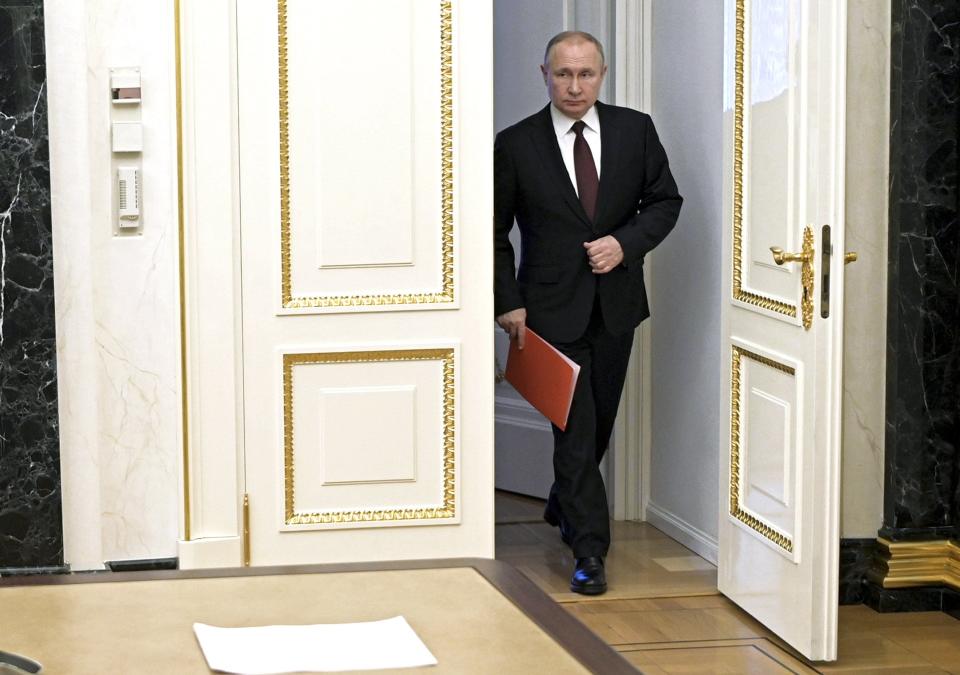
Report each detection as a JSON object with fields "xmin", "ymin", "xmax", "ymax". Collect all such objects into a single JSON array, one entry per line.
[{"xmin": 874, "ymin": 538, "xmax": 960, "ymax": 592}]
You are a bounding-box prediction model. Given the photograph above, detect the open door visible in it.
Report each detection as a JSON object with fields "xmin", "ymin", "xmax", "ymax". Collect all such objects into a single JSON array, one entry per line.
[{"xmin": 719, "ymin": 0, "xmax": 846, "ymax": 661}]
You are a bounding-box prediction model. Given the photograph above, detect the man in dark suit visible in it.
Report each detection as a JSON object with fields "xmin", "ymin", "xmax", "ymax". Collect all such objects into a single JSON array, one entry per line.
[{"xmin": 494, "ymin": 31, "xmax": 682, "ymax": 595}]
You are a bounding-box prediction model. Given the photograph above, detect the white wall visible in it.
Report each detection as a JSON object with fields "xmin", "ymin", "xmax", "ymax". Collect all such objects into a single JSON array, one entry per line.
[
  {"xmin": 494, "ymin": 0, "xmax": 562, "ymax": 135},
  {"xmin": 47, "ymin": 0, "xmax": 180, "ymax": 569},
  {"xmin": 645, "ymin": 0, "xmax": 724, "ymax": 561}
]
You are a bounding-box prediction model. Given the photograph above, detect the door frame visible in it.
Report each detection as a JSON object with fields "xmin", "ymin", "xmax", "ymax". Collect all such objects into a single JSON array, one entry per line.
[
  {"xmin": 610, "ymin": 0, "xmax": 653, "ymax": 522},
  {"xmin": 176, "ymin": 0, "xmax": 247, "ymax": 568},
  {"xmin": 176, "ymin": 0, "xmax": 654, "ymax": 567}
]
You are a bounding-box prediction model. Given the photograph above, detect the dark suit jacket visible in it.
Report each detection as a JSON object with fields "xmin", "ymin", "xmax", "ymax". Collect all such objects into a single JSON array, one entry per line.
[{"xmin": 494, "ymin": 101, "xmax": 682, "ymax": 343}]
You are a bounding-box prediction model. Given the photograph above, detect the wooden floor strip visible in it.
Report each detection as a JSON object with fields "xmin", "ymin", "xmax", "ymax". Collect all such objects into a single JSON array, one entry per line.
[{"xmin": 617, "ymin": 639, "xmax": 817, "ymax": 674}]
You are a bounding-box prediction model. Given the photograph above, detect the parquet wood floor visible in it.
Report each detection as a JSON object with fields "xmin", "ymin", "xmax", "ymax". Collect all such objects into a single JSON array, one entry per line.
[{"xmin": 494, "ymin": 491, "xmax": 960, "ymax": 674}]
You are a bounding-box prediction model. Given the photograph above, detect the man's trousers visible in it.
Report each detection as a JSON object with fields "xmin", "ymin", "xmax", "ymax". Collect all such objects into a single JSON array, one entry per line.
[{"xmin": 544, "ymin": 301, "xmax": 635, "ymax": 559}]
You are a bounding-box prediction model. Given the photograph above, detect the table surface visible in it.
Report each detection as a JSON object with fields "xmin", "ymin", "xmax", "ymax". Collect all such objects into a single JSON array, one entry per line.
[{"xmin": 0, "ymin": 558, "xmax": 638, "ymax": 674}]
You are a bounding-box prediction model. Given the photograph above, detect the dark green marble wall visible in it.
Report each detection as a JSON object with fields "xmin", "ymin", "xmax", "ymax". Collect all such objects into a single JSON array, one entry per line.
[{"xmin": 0, "ymin": 0, "xmax": 62, "ymax": 570}]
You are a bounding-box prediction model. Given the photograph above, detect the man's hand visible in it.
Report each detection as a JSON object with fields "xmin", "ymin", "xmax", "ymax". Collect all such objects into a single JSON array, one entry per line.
[
  {"xmin": 496, "ymin": 307, "xmax": 527, "ymax": 349},
  {"xmin": 583, "ymin": 236, "xmax": 624, "ymax": 274}
]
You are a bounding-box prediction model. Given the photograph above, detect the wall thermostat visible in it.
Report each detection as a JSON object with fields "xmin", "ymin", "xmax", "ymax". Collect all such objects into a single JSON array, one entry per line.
[{"xmin": 117, "ymin": 167, "xmax": 140, "ymax": 229}]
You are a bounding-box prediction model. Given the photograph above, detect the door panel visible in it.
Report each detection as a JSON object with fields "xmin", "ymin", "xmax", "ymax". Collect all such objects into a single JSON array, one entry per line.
[
  {"xmin": 729, "ymin": 341, "xmax": 801, "ymax": 560},
  {"xmin": 230, "ymin": 0, "xmax": 492, "ymax": 565},
  {"xmin": 720, "ymin": 0, "xmax": 845, "ymax": 661},
  {"xmin": 741, "ymin": 0, "xmax": 803, "ymax": 308},
  {"xmin": 281, "ymin": 348, "xmax": 456, "ymax": 529},
  {"xmin": 282, "ymin": 0, "xmax": 450, "ymax": 306},
  {"xmin": 734, "ymin": 341, "xmax": 800, "ymax": 552}
]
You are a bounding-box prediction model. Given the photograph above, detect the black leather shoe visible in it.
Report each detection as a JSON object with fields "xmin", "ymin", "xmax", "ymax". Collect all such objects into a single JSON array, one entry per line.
[{"xmin": 570, "ymin": 556, "xmax": 607, "ymax": 595}]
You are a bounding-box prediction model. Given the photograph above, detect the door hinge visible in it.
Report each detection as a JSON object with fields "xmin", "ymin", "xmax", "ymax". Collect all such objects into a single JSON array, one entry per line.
[{"xmin": 242, "ymin": 493, "xmax": 251, "ymax": 567}]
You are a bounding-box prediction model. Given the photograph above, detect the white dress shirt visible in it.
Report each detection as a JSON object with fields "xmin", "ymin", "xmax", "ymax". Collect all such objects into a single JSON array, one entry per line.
[{"xmin": 549, "ymin": 104, "xmax": 602, "ymax": 197}]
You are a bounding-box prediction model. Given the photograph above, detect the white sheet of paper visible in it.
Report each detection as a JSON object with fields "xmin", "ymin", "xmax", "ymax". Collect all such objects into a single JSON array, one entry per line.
[{"xmin": 193, "ymin": 616, "xmax": 437, "ymax": 674}]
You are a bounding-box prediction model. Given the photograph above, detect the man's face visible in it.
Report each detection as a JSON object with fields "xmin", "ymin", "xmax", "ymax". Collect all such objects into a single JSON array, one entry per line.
[{"xmin": 541, "ymin": 39, "xmax": 607, "ymax": 119}]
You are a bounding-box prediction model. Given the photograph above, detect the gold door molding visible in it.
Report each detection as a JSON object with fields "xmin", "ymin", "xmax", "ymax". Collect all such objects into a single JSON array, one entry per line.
[
  {"xmin": 729, "ymin": 344, "xmax": 795, "ymax": 554},
  {"xmin": 277, "ymin": 0, "xmax": 455, "ymax": 310},
  {"xmin": 283, "ymin": 347, "xmax": 456, "ymax": 525}
]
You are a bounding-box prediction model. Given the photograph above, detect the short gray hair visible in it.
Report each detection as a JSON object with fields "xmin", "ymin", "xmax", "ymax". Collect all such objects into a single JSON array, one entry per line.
[{"xmin": 543, "ymin": 31, "xmax": 606, "ymax": 68}]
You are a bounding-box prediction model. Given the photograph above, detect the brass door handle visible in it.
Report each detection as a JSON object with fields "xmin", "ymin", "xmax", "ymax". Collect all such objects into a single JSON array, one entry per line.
[
  {"xmin": 769, "ymin": 227, "xmax": 815, "ymax": 330},
  {"xmin": 769, "ymin": 246, "xmax": 813, "ymax": 265},
  {"xmin": 844, "ymin": 251, "xmax": 858, "ymax": 264}
]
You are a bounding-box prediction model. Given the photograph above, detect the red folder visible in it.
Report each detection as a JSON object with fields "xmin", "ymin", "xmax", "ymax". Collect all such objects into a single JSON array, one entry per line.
[{"xmin": 504, "ymin": 327, "xmax": 581, "ymax": 431}]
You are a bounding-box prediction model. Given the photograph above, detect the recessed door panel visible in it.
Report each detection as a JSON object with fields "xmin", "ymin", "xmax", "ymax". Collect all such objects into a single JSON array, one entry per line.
[
  {"xmin": 281, "ymin": 0, "xmax": 453, "ymax": 310},
  {"xmin": 732, "ymin": 0, "xmax": 808, "ymax": 324},
  {"xmin": 282, "ymin": 348, "xmax": 455, "ymax": 529},
  {"xmin": 289, "ymin": 1, "xmax": 420, "ymax": 271},
  {"xmin": 731, "ymin": 341, "xmax": 800, "ymax": 558},
  {"xmin": 743, "ymin": 0, "xmax": 803, "ymax": 310}
]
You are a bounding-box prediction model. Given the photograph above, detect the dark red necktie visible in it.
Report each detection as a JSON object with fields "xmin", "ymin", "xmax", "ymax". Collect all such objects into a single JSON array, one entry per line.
[{"xmin": 572, "ymin": 120, "xmax": 599, "ymax": 221}]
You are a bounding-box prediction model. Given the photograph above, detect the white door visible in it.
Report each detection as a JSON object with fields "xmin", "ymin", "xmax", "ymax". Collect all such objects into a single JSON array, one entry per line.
[
  {"xmin": 719, "ymin": 0, "xmax": 846, "ymax": 661},
  {"xmin": 177, "ymin": 0, "xmax": 494, "ymax": 567},
  {"xmin": 238, "ymin": 0, "xmax": 494, "ymax": 565}
]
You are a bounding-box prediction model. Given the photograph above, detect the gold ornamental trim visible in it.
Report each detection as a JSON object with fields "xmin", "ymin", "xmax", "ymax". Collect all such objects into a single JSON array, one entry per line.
[
  {"xmin": 174, "ymin": 0, "xmax": 192, "ymax": 541},
  {"xmin": 799, "ymin": 225, "xmax": 815, "ymax": 330},
  {"xmin": 872, "ymin": 538, "xmax": 960, "ymax": 592},
  {"xmin": 731, "ymin": 0, "xmax": 798, "ymax": 320},
  {"xmin": 278, "ymin": 0, "xmax": 455, "ymax": 309},
  {"xmin": 283, "ymin": 348, "xmax": 456, "ymax": 525},
  {"xmin": 729, "ymin": 345, "xmax": 795, "ymax": 553}
]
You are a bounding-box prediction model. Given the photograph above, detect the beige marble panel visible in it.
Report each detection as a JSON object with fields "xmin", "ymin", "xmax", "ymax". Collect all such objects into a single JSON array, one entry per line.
[
  {"xmin": 88, "ymin": 0, "xmax": 180, "ymax": 564},
  {"xmin": 50, "ymin": 0, "xmax": 180, "ymax": 568},
  {"xmin": 840, "ymin": 0, "xmax": 890, "ymax": 538}
]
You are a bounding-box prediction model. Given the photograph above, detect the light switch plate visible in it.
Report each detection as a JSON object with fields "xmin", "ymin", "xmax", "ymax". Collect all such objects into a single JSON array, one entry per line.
[{"xmin": 112, "ymin": 122, "xmax": 143, "ymax": 153}]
